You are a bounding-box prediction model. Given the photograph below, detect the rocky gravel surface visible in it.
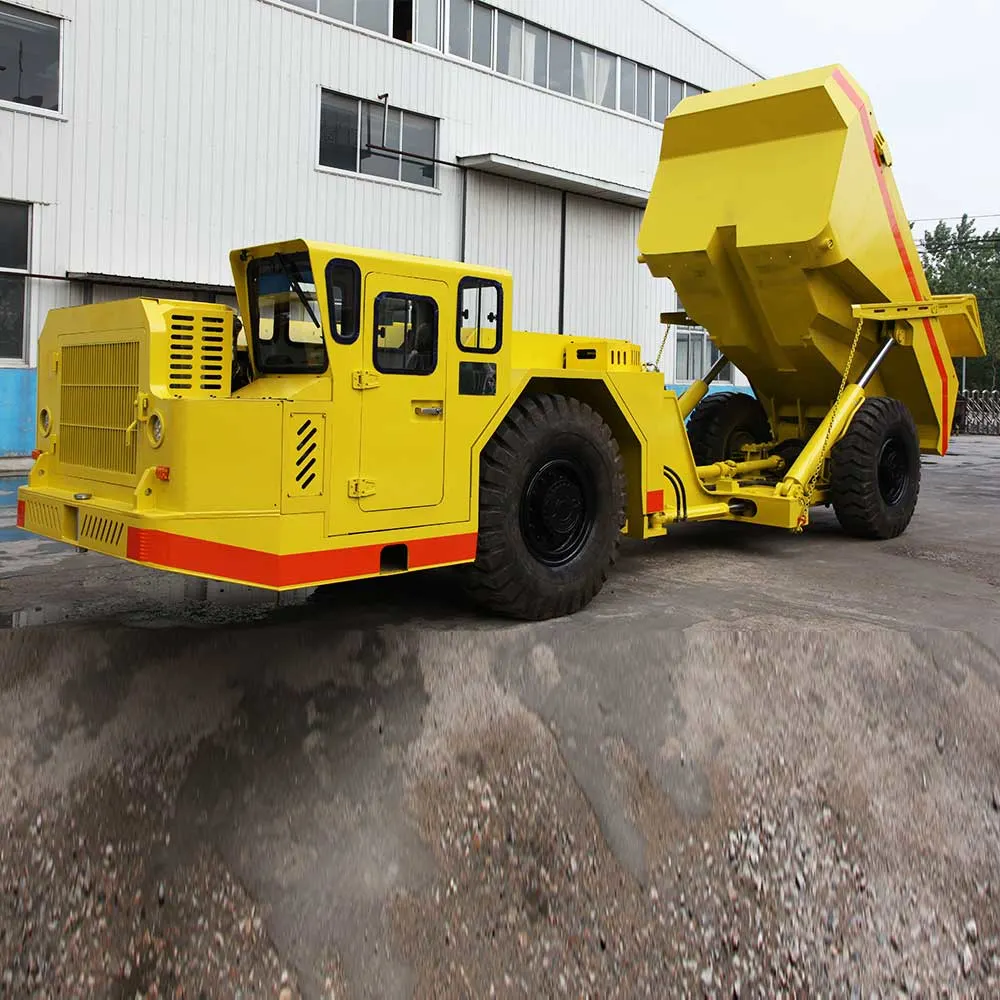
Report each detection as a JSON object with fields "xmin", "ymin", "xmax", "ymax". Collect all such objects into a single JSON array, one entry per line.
[
  {"xmin": 0, "ymin": 748, "xmax": 317, "ymax": 1000},
  {"xmin": 397, "ymin": 721, "xmax": 999, "ymax": 999}
]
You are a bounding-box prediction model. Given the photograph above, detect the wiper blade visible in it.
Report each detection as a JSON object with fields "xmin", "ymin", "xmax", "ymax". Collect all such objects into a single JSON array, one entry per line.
[{"xmin": 275, "ymin": 252, "xmax": 320, "ymax": 328}]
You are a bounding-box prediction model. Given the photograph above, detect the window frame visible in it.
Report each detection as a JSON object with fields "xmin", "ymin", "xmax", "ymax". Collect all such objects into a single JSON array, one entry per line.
[
  {"xmin": 0, "ymin": 198, "xmax": 31, "ymax": 364},
  {"xmin": 372, "ymin": 291, "xmax": 440, "ymax": 376},
  {"xmin": 317, "ymin": 88, "xmax": 439, "ymax": 190},
  {"xmin": 246, "ymin": 252, "xmax": 330, "ymax": 376},
  {"xmin": 675, "ymin": 325, "xmax": 733, "ymax": 384},
  {"xmin": 324, "ymin": 257, "xmax": 362, "ymax": 344},
  {"xmin": 0, "ymin": 1, "xmax": 64, "ymax": 117},
  {"xmin": 456, "ymin": 276, "xmax": 503, "ymax": 356}
]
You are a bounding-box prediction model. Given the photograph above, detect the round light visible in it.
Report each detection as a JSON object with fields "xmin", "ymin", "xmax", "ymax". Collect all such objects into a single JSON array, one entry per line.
[
  {"xmin": 39, "ymin": 408, "xmax": 51, "ymax": 436},
  {"xmin": 148, "ymin": 412, "xmax": 164, "ymax": 447}
]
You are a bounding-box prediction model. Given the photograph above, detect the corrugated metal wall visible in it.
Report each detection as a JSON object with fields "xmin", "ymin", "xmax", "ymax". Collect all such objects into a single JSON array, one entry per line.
[
  {"xmin": 562, "ymin": 194, "xmax": 673, "ymax": 369},
  {"xmin": 464, "ymin": 173, "xmax": 562, "ymax": 333}
]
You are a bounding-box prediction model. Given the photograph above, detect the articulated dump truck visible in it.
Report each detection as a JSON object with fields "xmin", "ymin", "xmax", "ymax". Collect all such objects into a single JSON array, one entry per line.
[{"xmin": 17, "ymin": 66, "xmax": 986, "ymax": 620}]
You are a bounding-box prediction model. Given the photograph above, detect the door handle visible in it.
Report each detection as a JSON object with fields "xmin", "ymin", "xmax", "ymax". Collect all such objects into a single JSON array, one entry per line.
[{"xmin": 414, "ymin": 405, "xmax": 443, "ymax": 417}]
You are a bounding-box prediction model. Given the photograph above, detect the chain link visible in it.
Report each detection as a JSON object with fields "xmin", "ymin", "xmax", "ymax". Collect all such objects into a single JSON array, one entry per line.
[
  {"xmin": 794, "ymin": 314, "xmax": 866, "ymax": 531},
  {"xmin": 652, "ymin": 325, "xmax": 670, "ymax": 373}
]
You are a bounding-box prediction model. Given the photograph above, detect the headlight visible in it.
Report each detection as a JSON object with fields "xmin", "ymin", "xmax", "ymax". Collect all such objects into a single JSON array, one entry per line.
[
  {"xmin": 39, "ymin": 408, "xmax": 51, "ymax": 436},
  {"xmin": 147, "ymin": 412, "xmax": 165, "ymax": 447}
]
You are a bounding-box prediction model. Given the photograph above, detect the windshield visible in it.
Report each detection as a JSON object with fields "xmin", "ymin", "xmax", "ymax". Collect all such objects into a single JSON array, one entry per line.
[{"xmin": 248, "ymin": 252, "xmax": 328, "ymax": 374}]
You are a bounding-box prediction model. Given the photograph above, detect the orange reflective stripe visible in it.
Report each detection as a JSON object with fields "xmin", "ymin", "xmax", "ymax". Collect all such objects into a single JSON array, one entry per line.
[
  {"xmin": 126, "ymin": 528, "xmax": 478, "ymax": 588},
  {"xmin": 832, "ymin": 69, "xmax": 951, "ymax": 453}
]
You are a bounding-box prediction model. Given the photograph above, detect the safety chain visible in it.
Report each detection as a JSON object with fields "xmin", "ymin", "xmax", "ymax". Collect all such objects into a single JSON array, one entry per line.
[
  {"xmin": 652, "ymin": 325, "xmax": 671, "ymax": 372},
  {"xmin": 794, "ymin": 314, "xmax": 866, "ymax": 532}
]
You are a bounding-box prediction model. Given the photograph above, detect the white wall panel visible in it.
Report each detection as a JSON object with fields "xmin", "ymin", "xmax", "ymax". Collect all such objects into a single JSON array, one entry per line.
[
  {"xmin": 562, "ymin": 194, "xmax": 673, "ymax": 367},
  {"xmin": 464, "ymin": 173, "xmax": 561, "ymax": 333}
]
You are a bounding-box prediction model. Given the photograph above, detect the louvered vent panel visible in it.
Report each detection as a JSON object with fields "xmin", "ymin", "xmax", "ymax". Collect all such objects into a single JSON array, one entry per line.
[
  {"xmin": 79, "ymin": 512, "xmax": 127, "ymax": 554},
  {"xmin": 283, "ymin": 413, "xmax": 325, "ymax": 502},
  {"xmin": 167, "ymin": 309, "xmax": 232, "ymax": 397},
  {"xmin": 24, "ymin": 500, "xmax": 61, "ymax": 538}
]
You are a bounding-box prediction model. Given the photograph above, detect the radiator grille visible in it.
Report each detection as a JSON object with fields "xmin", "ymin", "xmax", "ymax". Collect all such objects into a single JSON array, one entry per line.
[
  {"xmin": 168, "ymin": 312, "xmax": 227, "ymax": 394},
  {"xmin": 60, "ymin": 341, "xmax": 140, "ymax": 475}
]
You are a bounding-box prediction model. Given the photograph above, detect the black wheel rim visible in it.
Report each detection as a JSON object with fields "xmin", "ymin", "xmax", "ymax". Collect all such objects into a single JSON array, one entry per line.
[
  {"xmin": 877, "ymin": 436, "xmax": 910, "ymax": 506},
  {"xmin": 520, "ymin": 456, "xmax": 595, "ymax": 566}
]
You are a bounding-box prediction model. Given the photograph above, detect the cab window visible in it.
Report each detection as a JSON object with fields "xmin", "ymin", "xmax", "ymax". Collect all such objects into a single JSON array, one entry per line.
[
  {"xmin": 373, "ymin": 293, "xmax": 438, "ymax": 375},
  {"xmin": 457, "ymin": 277, "xmax": 502, "ymax": 354},
  {"xmin": 247, "ymin": 252, "xmax": 327, "ymax": 374},
  {"xmin": 326, "ymin": 258, "xmax": 361, "ymax": 344}
]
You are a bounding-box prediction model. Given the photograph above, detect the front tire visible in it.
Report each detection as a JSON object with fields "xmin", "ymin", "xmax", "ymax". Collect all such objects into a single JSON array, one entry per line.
[
  {"xmin": 466, "ymin": 393, "xmax": 626, "ymax": 620},
  {"xmin": 829, "ymin": 397, "xmax": 921, "ymax": 539}
]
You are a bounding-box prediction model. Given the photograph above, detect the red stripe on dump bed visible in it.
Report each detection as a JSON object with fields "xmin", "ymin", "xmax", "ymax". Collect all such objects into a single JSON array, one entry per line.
[
  {"xmin": 16, "ymin": 500, "xmax": 25, "ymax": 528},
  {"xmin": 126, "ymin": 528, "xmax": 479, "ymax": 589},
  {"xmin": 831, "ymin": 69, "xmax": 951, "ymax": 453}
]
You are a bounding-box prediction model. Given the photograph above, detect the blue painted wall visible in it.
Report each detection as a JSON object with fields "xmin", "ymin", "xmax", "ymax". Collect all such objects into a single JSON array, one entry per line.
[
  {"xmin": 666, "ymin": 382, "xmax": 754, "ymax": 397},
  {"xmin": 0, "ymin": 368, "xmax": 36, "ymax": 457}
]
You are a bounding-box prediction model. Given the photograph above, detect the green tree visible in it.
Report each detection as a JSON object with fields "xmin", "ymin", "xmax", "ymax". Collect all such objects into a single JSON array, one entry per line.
[{"xmin": 919, "ymin": 215, "xmax": 1000, "ymax": 390}]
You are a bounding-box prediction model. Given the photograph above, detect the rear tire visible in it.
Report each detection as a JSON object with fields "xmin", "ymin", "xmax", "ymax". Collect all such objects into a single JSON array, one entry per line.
[
  {"xmin": 829, "ymin": 397, "xmax": 921, "ymax": 539},
  {"xmin": 686, "ymin": 391, "xmax": 772, "ymax": 464},
  {"xmin": 466, "ymin": 393, "xmax": 626, "ymax": 620}
]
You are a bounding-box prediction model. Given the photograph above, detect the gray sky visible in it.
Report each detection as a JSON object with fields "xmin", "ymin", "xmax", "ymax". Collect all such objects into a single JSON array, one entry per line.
[{"xmin": 660, "ymin": 0, "xmax": 1000, "ymax": 231}]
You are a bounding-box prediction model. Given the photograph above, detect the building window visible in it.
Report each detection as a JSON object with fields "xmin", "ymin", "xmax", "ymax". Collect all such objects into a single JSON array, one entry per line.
[
  {"xmin": 414, "ymin": 0, "xmax": 438, "ymax": 46},
  {"xmin": 595, "ymin": 49, "xmax": 616, "ymax": 109},
  {"xmin": 281, "ymin": 0, "xmax": 439, "ymax": 47},
  {"xmin": 548, "ymin": 32, "xmax": 572, "ymax": 95},
  {"xmin": 0, "ymin": 2, "xmax": 60, "ymax": 112},
  {"xmin": 675, "ymin": 326, "xmax": 732, "ymax": 383},
  {"xmin": 496, "ymin": 12, "xmax": 521, "ymax": 78},
  {"xmin": 319, "ymin": 90, "xmax": 437, "ymax": 188},
  {"xmin": 471, "ymin": 1, "xmax": 492, "ymax": 67},
  {"xmin": 523, "ymin": 21, "xmax": 547, "ymax": 87},
  {"xmin": 442, "ymin": 2, "xmax": 708, "ymax": 121},
  {"xmin": 654, "ymin": 70, "xmax": 669, "ymax": 124},
  {"xmin": 373, "ymin": 292, "xmax": 438, "ymax": 374},
  {"xmin": 0, "ymin": 199, "xmax": 29, "ymax": 361},
  {"xmin": 457, "ymin": 277, "xmax": 501, "ymax": 353},
  {"xmin": 448, "ymin": 0, "xmax": 470, "ymax": 58}
]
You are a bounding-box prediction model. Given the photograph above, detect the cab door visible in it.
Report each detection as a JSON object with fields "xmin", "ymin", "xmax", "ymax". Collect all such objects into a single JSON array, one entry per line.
[{"xmin": 357, "ymin": 273, "xmax": 449, "ymax": 513}]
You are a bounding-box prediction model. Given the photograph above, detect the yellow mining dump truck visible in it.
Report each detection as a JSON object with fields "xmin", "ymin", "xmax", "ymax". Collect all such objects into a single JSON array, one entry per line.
[{"xmin": 17, "ymin": 66, "xmax": 986, "ymax": 620}]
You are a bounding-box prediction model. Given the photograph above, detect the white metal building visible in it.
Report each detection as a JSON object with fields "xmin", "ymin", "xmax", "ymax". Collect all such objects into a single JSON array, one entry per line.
[{"xmin": 0, "ymin": 0, "xmax": 760, "ymax": 456}]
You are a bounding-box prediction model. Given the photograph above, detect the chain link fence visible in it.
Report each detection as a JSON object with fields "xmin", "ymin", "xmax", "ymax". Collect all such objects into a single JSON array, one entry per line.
[{"xmin": 953, "ymin": 390, "xmax": 1000, "ymax": 436}]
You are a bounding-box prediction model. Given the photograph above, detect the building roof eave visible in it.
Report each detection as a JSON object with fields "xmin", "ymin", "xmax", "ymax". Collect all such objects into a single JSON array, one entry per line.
[{"xmin": 457, "ymin": 153, "xmax": 649, "ymax": 208}]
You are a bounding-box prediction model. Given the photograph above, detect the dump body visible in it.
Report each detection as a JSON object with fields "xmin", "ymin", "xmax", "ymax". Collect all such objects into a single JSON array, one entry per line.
[{"xmin": 638, "ymin": 65, "xmax": 985, "ymax": 455}]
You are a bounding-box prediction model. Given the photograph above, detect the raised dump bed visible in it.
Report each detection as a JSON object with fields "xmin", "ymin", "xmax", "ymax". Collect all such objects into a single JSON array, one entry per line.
[{"xmin": 638, "ymin": 64, "xmax": 985, "ymax": 455}]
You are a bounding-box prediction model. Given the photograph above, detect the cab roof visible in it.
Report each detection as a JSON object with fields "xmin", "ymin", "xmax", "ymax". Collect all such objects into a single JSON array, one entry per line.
[{"xmin": 230, "ymin": 238, "xmax": 512, "ymax": 283}]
